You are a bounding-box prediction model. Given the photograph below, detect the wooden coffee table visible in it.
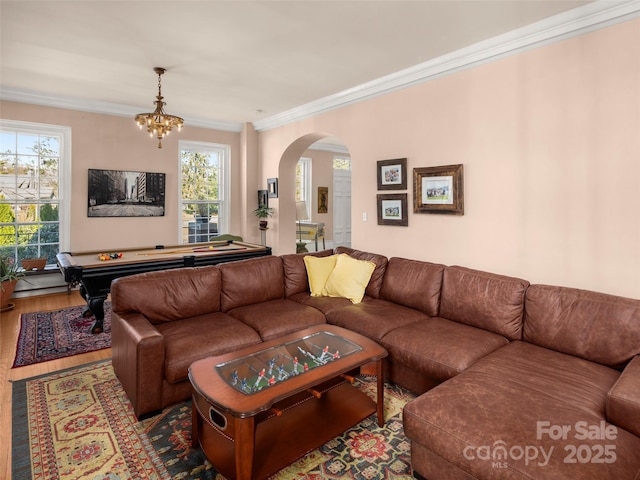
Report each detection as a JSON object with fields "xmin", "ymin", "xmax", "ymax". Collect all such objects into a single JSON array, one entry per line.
[{"xmin": 188, "ymin": 324, "xmax": 388, "ymax": 480}]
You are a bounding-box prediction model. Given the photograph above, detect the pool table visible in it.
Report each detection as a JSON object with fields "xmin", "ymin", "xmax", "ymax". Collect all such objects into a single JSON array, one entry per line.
[{"xmin": 56, "ymin": 240, "xmax": 271, "ymax": 334}]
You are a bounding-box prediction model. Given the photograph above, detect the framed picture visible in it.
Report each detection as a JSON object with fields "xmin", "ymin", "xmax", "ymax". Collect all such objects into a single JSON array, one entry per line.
[
  {"xmin": 318, "ymin": 187, "xmax": 328, "ymax": 213},
  {"xmin": 377, "ymin": 158, "xmax": 407, "ymax": 190},
  {"xmin": 88, "ymin": 168, "xmax": 165, "ymax": 217},
  {"xmin": 413, "ymin": 164, "xmax": 464, "ymax": 215},
  {"xmin": 267, "ymin": 178, "xmax": 278, "ymax": 198},
  {"xmin": 258, "ymin": 190, "xmax": 268, "ymax": 207},
  {"xmin": 377, "ymin": 193, "xmax": 408, "ymax": 226}
]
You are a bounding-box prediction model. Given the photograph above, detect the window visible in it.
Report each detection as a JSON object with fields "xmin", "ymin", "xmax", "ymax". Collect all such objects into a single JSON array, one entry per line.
[
  {"xmin": 296, "ymin": 157, "xmax": 312, "ymax": 220},
  {"xmin": 333, "ymin": 156, "xmax": 351, "ymax": 171},
  {"xmin": 179, "ymin": 141, "xmax": 230, "ymax": 243},
  {"xmin": 0, "ymin": 120, "xmax": 70, "ymax": 268}
]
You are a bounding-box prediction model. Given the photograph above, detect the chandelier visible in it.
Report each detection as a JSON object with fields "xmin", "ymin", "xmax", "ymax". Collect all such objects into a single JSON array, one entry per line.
[{"xmin": 135, "ymin": 67, "xmax": 184, "ymax": 148}]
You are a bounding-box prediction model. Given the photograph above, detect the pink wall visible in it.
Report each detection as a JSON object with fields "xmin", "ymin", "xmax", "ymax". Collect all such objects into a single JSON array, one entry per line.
[
  {"xmin": 0, "ymin": 101, "xmax": 244, "ymax": 250},
  {"xmin": 2, "ymin": 18, "xmax": 638, "ymax": 299},
  {"xmin": 258, "ymin": 18, "xmax": 640, "ymax": 299}
]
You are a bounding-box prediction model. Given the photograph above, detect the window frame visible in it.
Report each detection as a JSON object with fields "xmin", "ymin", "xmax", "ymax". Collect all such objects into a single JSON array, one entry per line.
[
  {"xmin": 0, "ymin": 119, "xmax": 71, "ymax": 266},
  {"xmin": 178, "ymin": 140, "xmax": 230, "ymax": 243},
  {"xmin": 296, "ymin": 157, "xmax": 312, "ymax": 220}
]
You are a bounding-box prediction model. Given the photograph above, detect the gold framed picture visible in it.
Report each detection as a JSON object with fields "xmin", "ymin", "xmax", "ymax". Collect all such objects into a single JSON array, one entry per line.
[{"xmin": 318, "ymin": 187, "xmax": 328, "ymax": 213}]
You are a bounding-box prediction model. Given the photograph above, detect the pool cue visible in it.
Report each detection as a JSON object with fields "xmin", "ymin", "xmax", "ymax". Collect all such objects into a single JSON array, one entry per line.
[
  {"xmin": 136, "ymin": 241, "xmax": 231, "ymax": 255},
  {"xmin": 136, "ymin": 245, "xmax": 248, "ymax": 255}
]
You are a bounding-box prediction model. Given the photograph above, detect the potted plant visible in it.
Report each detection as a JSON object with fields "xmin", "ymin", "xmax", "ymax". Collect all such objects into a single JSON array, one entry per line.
[
  {"xmin": 253, "ymin": 205, "xmax": 274, "ymax": 229},
  {"xmin": 1, "ymin": 253, "xmax": 25, "ymax": 311}
]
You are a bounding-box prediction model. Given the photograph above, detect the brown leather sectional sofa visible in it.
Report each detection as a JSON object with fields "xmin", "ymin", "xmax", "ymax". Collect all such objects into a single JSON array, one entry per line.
[{"xmin": 110, "ymin": 246, "xmax": 640, "ymax": 479}]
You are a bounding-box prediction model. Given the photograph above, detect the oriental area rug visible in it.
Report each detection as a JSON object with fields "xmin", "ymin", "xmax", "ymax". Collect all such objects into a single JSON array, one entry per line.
[
  {"xmin": 12, "ymin": 303, "xmax": 111, "ymax": 368},
  {"xmin": 12, "ymin": 360, "xmax": 416, "ymax": 480}
]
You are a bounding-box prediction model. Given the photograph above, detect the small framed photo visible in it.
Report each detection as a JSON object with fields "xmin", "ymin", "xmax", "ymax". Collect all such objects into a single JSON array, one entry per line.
[
  {"xmin": 267, "ymin": 178, "xmax": 278, "ymax": 198},
  {"xmin": 377, "ymin": 193, "xmax": 408, "ymax": 226},
  {"xmin": 377, "ymin": 158, "xmax": 407, "ymax": 190},
  {"xmin": 413, "ymin": 164, "xmax": 464, "ymax": 215},
  {"xmin": 258, "ymin": 190, "xmax": 268, "ymax": 207},
  {"xmin": 318, "ymin": 187, "xmax": 328, "ymax": 213}
]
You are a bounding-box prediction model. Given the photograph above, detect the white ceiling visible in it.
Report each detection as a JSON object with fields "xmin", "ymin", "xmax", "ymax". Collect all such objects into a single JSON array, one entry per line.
[{"xmin": 1, "ymin": 0, "xmax": 633, "ymax": 132}]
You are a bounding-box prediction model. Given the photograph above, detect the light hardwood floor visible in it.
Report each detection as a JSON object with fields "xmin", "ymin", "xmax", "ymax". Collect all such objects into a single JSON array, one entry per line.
[{"xmin": 0, "ymin": 292, "xmax": 111, "ymax": 478}]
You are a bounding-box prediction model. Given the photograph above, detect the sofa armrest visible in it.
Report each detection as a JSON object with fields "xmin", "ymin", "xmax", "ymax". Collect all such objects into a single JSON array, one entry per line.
[
  {"xmin": 111, "ymin": 311, "xmax": 165, "ymax": 418},
  {"xmin": 607, "ymin": 355, "xmax": 640, "ymax": 437}
]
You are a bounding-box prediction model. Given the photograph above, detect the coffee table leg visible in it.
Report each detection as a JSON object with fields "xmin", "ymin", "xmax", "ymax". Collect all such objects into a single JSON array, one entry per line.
[
  {"xmin": 376, "ymin": 359, "xmax": 385, "ymax": 427},
  {"xmin": 235, "ymin": 416, "xmax": 255, "ymax": 480}
]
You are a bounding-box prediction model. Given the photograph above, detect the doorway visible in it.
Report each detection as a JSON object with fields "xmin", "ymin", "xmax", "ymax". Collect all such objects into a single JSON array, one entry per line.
[{"xmin": 333, "ymin": 167, "xmax": 351, "ymax": 248}]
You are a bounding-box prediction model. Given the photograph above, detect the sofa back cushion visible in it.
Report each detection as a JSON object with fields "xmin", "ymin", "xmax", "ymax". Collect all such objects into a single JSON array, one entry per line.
[
  {"xmin": 439, "ymin": 266, "xmax": 529, "ymax": 341},
  {"xmin": 220, "ymin": 255, "xmax": 284, "ymax": 311},
  {"xmin": 524, "ymin": 284, "xmax": 640, "ymax": 368},
  {"xmin": 111, "ymin": 265, "xmax": 221, "ymax": 324},
  {"xmin": 380, "ymin": 257, "xmax": 444, "ymax": 316},
  {"xmin": 282, "ymin": 249, "xmax": 334, "ymax": 297},
  {"xmin": 334, "ymin": 246, "xmax": 388, "ymax": 299}
]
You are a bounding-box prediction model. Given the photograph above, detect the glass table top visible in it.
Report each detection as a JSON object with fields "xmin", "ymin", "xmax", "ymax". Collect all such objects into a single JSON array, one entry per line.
[{"xmin": 215, "ymin": 330, "xmax": 362, "ymax": 395}]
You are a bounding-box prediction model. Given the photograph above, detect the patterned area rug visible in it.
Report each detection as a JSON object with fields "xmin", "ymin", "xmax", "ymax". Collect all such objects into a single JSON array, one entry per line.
[
  {"xmin": 12, "ymin": 302, "xmax": 111, "ymax": 367},
  {"xmin": 12, "ymin": 360, "xmax": 416, "ymax": 479}
]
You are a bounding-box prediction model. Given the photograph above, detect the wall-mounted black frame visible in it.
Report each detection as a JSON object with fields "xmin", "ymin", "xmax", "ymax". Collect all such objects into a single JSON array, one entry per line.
[
  {"xmin": 267, "ymin": 178, "xmax": 278, "ymax": 198},
  {"xmin": 258, "ymin": 190, "xmax": 269, "ymax": 207},
  {"xmin": 88, "ymin": 168, "xmax": 165, "ymax": 217}
]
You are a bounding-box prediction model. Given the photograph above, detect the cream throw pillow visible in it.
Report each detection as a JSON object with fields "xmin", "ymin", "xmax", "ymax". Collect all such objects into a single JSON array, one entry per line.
[
  {"xmin": 304, "ymin": 254, "xmax": 339, "ymax": 297},
  {"xmin": 323, "ymin": 253, "xmax": 376, "ymax": 304}
]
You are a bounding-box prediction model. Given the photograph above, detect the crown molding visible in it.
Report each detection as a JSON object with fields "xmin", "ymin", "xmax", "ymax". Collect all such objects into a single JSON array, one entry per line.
[
  {"xmin": 252, "ymin": 0, "xmax": 640, "ymax": 132},
  {"xmin": 0, "ymin": 87, "xmax": 244, "ymax": 133},
  {"xmin": 308, "ymin": 141, "xmax": 350, "ymax": 154},
  {"xmin": 2, "ymin": 0, "xmax": 637, "ymax": 134}
]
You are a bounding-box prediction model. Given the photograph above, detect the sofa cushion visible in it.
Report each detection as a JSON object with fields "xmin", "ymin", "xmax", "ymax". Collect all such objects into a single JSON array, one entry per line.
[
  {"xmin": 323, "ymin": 254, "xmax": 376, "ymax": 304},
  {"xmin": 326, "ymin": 298, "xmax": 427, "ymax": 341},
  {"xmin": 380, "ymin": 257, "xmax": 444, "ymax": 316},
  {"xmin": 220, "ymin": 255, "xmax": 284, "ymax": 312},
  {"xmin": 524, "ymin": 284, "xmax": 640, "ymax": 369},
  {"xmin": 607, "ymin": 355, "xmax": 640, "ymax": 437},
  {"xmin": 381, "ymin": 317, "xmax": 508, "ymax": 382},
  {"xmin": 111, "ymin": 265, "xmax": 222, "ymax": 323},
  {"xmin": 303, "ymin": 253, "xmax": 338, "ymax": 296},
  {"xmin": 282, "ymin": 249, "xmax": 334, "ymax": 297},
  {"xmin": 228, "ymin": 298, "xmax": 326, "ymax": 341},
  {"xmin": 403, "ymin": 341, "xmax": 640, "ymax": 479},
  {"xmin": 156, "ymin": 312, "xmax": 262, "ymax": 383},
  {"xmin": 335, "ymin": 247, "xmax": 388, "ymax": 299},
  {"xmin": 439, "ymin": 266, "xmax": 529, "ymax": 341},
  {"xmin": 287, "ymin": 291, "xmax": 358, "ymax": 315}
]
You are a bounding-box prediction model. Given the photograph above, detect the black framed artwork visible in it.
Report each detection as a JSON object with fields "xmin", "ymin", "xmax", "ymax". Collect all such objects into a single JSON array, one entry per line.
[
  {"xmin": 267, "ymin": 178, "xmax": 278, "ymax": 198},
  {"xmin": 258, "ymin": 190, "xmax": 269, "ymax": 207},
  {"xmin": 88, "ymin": 168, "xmax": 165, "ymax": 217}
]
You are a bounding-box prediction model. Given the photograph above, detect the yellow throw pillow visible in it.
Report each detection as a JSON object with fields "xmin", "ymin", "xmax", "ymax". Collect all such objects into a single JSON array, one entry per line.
[
  {"xmin": 304, "ymin": 254, "xmax": 338, "ymax": 297},
  {"xmin": 322, "ymin": 253, "xmax": 376, "ymax": 304}
]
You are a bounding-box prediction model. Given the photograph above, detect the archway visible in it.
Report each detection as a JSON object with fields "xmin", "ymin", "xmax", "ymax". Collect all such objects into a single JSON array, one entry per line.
[{"xmin": 276, "ymin": 133, "xmax": 350, "ymax": 254}]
